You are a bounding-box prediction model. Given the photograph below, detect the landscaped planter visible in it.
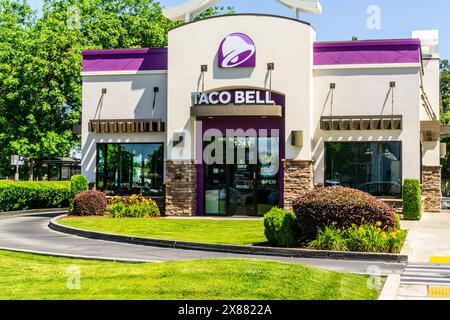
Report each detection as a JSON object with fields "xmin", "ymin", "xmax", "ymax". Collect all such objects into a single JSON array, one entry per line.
[{"xmin": 50, "ymin": 215, "xmax": 408, "ymax": 263}]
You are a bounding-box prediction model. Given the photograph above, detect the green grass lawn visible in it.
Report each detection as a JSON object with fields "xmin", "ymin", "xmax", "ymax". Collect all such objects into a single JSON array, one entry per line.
[
  {"xmin": 0, "ymin": 250, "xmax": 380, "ymax": 300},
  {"xmin": 60, "ymin": 217, "xmax": 267, "ymax": 245}
]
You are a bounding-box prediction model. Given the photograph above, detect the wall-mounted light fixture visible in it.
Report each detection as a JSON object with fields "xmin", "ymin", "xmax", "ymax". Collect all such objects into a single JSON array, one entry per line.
[
  {"xmin": 291, "ymin": 130, "xmax": 304, "ymax": 147},
  {"xmin": 390, "ymin": 81, "xmax": 396, "ymax": 88},
  {"xmin": 173, "ymin": 132, "xmax": 185, "ymax": 147},
  {"xmin": 441, "ymin": 143, "xmax": 447, "ymax": 159},
  {"xmin": 267, "ymin": 63, "xmax": 275, "ymax": 101},
  {"xmin": 102, "ymin": 88, "xmax": 107, "ymax": 94},
  {"xmin": 330, "ymin": 83, "xmax": 336, "ymax": 89},
  {"xmin": 200, "ymin": 65, "xmax": 208, "ymax": 92}
]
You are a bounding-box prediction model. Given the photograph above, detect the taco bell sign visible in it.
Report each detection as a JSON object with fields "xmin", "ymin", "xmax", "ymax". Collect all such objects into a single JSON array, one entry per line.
[{"xmin": 218, "ymin": 33, "xmax": 256, "ymax": 68}]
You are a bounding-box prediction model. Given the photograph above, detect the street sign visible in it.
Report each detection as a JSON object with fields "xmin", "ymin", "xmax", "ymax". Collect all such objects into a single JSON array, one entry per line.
[{"xmin": 11, "ymin": 155, "xmax": 25, "ymax": 166}]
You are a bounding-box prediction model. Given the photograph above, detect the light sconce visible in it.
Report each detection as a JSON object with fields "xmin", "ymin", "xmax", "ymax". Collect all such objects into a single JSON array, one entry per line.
[
  {"xmin": 390, "ymin": 81, "xmax": 396, "ymax": 88},
  {"xmin": 330, "ymin": 83, "xmax": 336, "ymax": 89},
  {"xmin": 173, "ymin": 132, "xmax": 185, "ymax": 147},
  {"xmin": 441, "ymin": 143, "xmax": 447, "ymax": 159},
  {"xmin": 201, "ymin": 65, "xmax": 208, "ymax": 72},
  {"xmin": 291, "ymin": 130, "xmax": 304, "ymax": 147},
  {"xmin": 102, "ymin": 88, "xmax": 107, "ymax": 94},
  {"xmin": 267, "ymin": 63, "xmax": 275, "ymax": 71}
]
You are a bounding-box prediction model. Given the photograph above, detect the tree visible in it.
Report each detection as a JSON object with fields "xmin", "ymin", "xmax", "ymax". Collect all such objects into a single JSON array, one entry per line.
[
  {"xmin": 441, "ymin": 60, "xmax": 450, "ymax": 118},
  {"xmin": 0, "ymin": 0, "xmax": 232, "ymax": 178}
]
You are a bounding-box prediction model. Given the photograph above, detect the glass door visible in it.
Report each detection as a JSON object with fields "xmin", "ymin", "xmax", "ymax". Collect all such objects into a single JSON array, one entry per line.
[
  {"xmin": 203, "ymin": 136, "xmax": 279, "ymax": 216},
  {"xmin": 228, "ymin": 137, "xmax": 258, "ymax": 216}
]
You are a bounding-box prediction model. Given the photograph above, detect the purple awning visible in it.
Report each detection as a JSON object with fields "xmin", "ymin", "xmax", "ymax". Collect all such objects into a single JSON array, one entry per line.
[{"xmin": 82, "ymin": 48, "xmax": 168, "ymax": 72}]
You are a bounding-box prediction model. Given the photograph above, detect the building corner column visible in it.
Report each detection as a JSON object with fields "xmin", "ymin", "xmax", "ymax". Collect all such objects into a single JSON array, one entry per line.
[
  {"xmin": 165, "ymin": 160, "xmax": 197, "ymax": 216},
  {"xmin": 283, "ymin": 160, "xmax": 314, "ymax": 210},
  {"xmin": 422, "ymin": 165, "xmax": 442, "ymax": 213}
]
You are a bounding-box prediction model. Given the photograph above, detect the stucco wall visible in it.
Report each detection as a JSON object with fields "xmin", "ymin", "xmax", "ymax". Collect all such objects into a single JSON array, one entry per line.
[
  {"xmin": 312, "ymin": 66, "xmax": 423, "ymax": 184},
  {"xmin": 167, "ymin": 15, "xmax": 316, "ymax": 162},
  {"xmin": 81, "ymin": 72, "xmax": 168, "ymax": 182}
]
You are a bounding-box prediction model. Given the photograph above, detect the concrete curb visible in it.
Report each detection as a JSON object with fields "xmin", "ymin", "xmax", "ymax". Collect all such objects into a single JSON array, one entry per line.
[
  {"xmin": 50, "ymin": 215, "xmax": 408, "ymax": 263},
  {"xmin": 0, "ymin": 246, "xmax": 158, "ymax": 264},
  {"xmin": 0, "ymin": 208, "xmax": 69, "ymax": 218},
  {"xmin": 378, "ymin": 274, "xmax": 401, "ymax": 300}
]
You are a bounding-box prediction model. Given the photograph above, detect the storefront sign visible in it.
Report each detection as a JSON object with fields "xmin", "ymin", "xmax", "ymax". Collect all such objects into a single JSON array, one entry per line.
[
  {"xmin": 193, "ymin": 90, "xmax": 275, "ymax": 106},
  {"xmin": 218, "ymin": 33, "xmax": 256, "ymax": 68}
]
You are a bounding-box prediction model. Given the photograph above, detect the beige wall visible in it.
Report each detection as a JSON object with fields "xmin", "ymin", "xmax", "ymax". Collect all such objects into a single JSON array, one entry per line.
[
  {"xmin": 81, "ymin": 72, "xmax": 168, "ymax": 182},
  {"xmin": 167, "ymin": 15, "xmax": 316, "ymax": 161},
  {"xmin": 313, "ymin": 65, "xmax": 423, "ymax": 184}
]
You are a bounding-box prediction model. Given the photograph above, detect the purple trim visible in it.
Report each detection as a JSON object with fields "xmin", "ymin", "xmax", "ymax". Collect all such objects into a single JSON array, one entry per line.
[
  {"xmin": 314, "ymin": 39, "xmax": 421, "ymax": 65},
  {"xmin": 82, "ymin": 48, "xmax": 168, "ymax": 72},
  {"xmin": 195, "ymin": 91, "xmax": 286, "ymax": 216}
]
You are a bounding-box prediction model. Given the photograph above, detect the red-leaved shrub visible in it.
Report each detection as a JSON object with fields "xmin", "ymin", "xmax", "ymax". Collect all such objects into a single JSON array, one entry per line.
[
  {"xmin": 73, "ymin": 190, "xmax": 107, "ymax": 216},
  {"xmin": 292, "ymin": 187, "xmax": 396, "ymax": 241}
]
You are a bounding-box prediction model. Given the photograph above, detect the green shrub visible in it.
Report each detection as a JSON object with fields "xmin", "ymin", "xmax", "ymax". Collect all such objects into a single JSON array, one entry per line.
[
  {"xmin": 293, "ymin": 187, "xmax": 397, "ymax": 242},
  {"xmin": 308, "ymin": 223, "xmax": 407, "ymax": 254},
  {"xmin": 73, "ymin": 190, "xmax": 107, "ymax": 216},
  {"xmin": 70, "ymin": 175, "xmax": 89, "ymax": 213},
  {"xmin": 264, "ymin": 208, "xmax": 298, "ymax": 247},
  {"xmin": 108, "ymin": 195, "xmax": 160, "ymax": 218},
  {"xmin": 0, "ymin": 181, "xmax": 70, "ymax": 212},
  {"xmin": 403, "ymin": 179, "xmax": 422, "ymax": 220},
  {"xmin": 108, "ymin": 201, "xmax": 128, "ymax": 218},
  {"xmin": 308, "ymin": 225, "xmax": 348, "ymax": 251},
  {"xmin": 345, "ymin": 223, "xmax": 407, "ymax": 254}
]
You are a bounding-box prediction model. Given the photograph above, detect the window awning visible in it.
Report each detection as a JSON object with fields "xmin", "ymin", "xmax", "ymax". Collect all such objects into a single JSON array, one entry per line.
[
  {"xmin": 421, "ymin": 120, "xmax": 440, "ymax": 141},
  {"xmin": 89, "ymin": 119, "xmax": 166, "ymax": 133},
  {"xmin": 321, "ymin": 115, "xmax": 403, "ymax": 131}
]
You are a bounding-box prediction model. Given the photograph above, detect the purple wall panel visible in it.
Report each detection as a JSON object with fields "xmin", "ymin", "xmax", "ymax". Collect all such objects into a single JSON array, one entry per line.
[
  {"xmin": 82, "ymin": 48, "xmax": 168, "ymax": 72},
  {"xmin": 314, "ymin": 40, "xmax": 421, "ymax": 65}
]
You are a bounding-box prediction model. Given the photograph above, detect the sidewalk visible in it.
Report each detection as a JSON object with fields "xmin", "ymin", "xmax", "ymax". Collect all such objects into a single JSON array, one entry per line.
[
  {"xmin": 401, "ymin": 211, "xmax": 450, "ymax": 263},
  {"xmin": 385, "ymin": 211, "xmax": 450, "ymax": 300}
]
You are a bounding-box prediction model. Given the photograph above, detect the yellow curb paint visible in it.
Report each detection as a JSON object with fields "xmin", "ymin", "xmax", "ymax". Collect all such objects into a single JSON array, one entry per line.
[
  {"xmin": 429, "ymin": 287, "xmax": 450, "ymax": 298},
  {"xmin": 430, "ymin": 256, "xmax": 450, "ymax": 264}
]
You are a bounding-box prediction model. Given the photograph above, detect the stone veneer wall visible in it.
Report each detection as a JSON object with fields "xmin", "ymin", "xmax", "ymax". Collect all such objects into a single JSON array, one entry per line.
[
  {"xmin": 422, "ymin": 165, "xmax": 442, "ymax": 213},
  {"xmin": 165, "ymin": 160, "xmax": 197, "ymax": 216},
  {"xmin": 283, "ymin": 160, "xmax": 314, "ymax": 210}
]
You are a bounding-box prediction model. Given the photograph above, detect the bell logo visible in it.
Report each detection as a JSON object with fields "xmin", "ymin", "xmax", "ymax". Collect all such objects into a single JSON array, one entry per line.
[{"xmin": 218, "ymin": 33, "xmax": 256, "ymax": 68}]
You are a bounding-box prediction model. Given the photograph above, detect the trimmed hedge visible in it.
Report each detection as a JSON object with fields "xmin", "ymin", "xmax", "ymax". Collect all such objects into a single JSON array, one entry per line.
[
  {"xmin": 293, "ymin": 187, "xmax": 397, "ymax": 242},
  {"xmin": 403, "ymin": 179, "xmax": 422, "ymax": 220},
  {"xmin": 0, "ymin": 181, "xmax": 70, "ymax": 212},
  {"xmin": 264, "ymin": 208, "xmax": 299, "ymax": 248},
  {"xmin": 70, "ymin": 175, "xmax": 89, "ymax": 213},
  {"xmin": 73, "ymin": 190, "xmax": 107, "ymax": 216}
]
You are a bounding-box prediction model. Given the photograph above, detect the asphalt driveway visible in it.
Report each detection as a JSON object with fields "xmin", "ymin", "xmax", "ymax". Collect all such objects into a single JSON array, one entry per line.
[{"xmin": 0, "ymin": 212, "xmax": 406, "ymax": 275}]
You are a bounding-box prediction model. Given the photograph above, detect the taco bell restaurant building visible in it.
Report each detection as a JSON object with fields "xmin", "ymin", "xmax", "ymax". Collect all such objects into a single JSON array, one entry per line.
[{"xmin": 81, "ymin": 14, "xmax": 442, "ymax": 216}]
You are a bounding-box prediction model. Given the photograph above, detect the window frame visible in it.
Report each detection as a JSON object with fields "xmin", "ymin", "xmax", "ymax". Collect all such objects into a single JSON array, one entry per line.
[
  {"xmin": 96, "ymin": 142, "xmax": 165, "ymax": 196},
  {"xmin": 324, "ymin": 141, "xmax": 403, "ymax": 199}
]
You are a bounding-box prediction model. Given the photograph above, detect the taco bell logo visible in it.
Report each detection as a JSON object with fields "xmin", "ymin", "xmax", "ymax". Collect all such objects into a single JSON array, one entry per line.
[{"xmin": 218, "ymin": 33, "xmax": 256, "ymax": 68}]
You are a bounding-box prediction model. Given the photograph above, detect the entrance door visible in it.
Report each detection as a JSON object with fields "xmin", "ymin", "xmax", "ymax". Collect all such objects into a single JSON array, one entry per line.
[
  {"xmin": 228, "ymin": 137, "xmax": 258, "ymax": 215},
  {"xmin": 203, "ymin": 136, "xmax": 279, "ymax": 216}
]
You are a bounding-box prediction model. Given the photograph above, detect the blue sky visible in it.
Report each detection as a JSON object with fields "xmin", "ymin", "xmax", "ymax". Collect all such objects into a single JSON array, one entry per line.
[{"xmin": 27, "ymin": 0, "xmax": 449, "ymax": 59}]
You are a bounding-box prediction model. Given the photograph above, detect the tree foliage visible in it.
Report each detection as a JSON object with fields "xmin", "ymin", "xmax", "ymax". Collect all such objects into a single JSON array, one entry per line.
[
  {"xmin": 0, "ymin": 0, "xmax": 232, "ymax": 178},
  {"xmin": 441, "ymin": 60, "xmax": 450, "ymax": 121}
]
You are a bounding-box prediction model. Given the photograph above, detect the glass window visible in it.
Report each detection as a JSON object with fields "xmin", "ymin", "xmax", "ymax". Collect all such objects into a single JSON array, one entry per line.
[
  {"xmin": 96, "ymin": 143, "xmax": 164, "ymax": 196},
  {"xmin": 325, "ymin": 142, "xmax": 402, "ymax": 198}
]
